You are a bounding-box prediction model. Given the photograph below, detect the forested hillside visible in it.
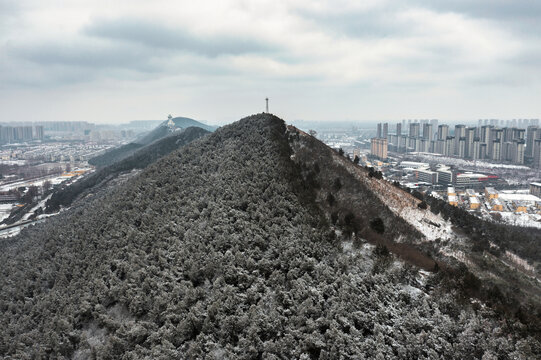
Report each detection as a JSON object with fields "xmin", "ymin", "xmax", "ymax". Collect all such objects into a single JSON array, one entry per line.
[
  {"xmin": 46, "ymin": 127, "xmax": 209, "ymax": 212},
  {"xmin": 88, "ymin": 143, "xmax": 143, "ymax": 168},
  {"xmin": 135, "ymin": 116, "xmax": 216, "ymax": 146},
  {"xmin": 89, "ymin": 116, "xmax": 215, "ymax": 168},
  {"xmin": 1, "ymin": 114, "xmax": 539, "ymax": 359},
  {"xmin": 288, "ymin": 125, "xmax": 541, "ymax": 326}
]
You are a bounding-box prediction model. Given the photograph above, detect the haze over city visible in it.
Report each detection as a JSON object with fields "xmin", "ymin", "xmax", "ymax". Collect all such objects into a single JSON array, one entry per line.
[{"xmin": 2, "ymin": 0, "xmax": 541, "ymax": 124}]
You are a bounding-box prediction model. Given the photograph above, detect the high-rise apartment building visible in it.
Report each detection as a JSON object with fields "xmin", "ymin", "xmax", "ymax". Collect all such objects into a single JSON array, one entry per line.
[
  {"xmin": 409, "ymin": 123, "xmax": 420, "ymax": 138},
  {"xmin": 533, "ymin": 139, "xmax": 541, "ymax": 169},
  {"xmin": 34, "ymin": 125, "xmax": 44, "ymax": 140},
  {"xmin": 437, "ymin": 125, "xmax": 449, "ymax": 140},
  {"xmin": 422, "ymin": 123, "xmax": 433, "ymax": 140},
  {"xmin": 526, "ymin": 126, "xmax": 540, "ymax": 158},
  {"xmin": 464, "ymin": 128, "xmax": 475, "ymax": 158},
  {"xmin": 453, "ymin": 125, "xmax": 466, "ymax": 155},
  {"xmin": 511, "ymin": 139, "xmax": 525, "ymax": 164}
]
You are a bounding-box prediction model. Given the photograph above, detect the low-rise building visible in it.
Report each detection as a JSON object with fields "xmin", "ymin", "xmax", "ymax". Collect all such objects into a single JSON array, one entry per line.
[
  {"xmin": 485, "ymin": 187, "xmax": 499, "ymax": 199},
  {"xmin": 512, "ymin": 201, "xmax": 528, "ymax": 213},
  {"xmin": 530, "ymin": 182, "xmax": 541, "ymax": 198},
  {"xmin": 416, "ymin": 169, "xmax": 438, "ymax": 184},
  {"xmin": 437, "ymin": 165, "xmax": 453, "ymax": 185},
  {"xmin": 455, "ymin": 173, "xmax": 498, "ymax": 188},
  {"xmin": 490, "ymin": 198, "xmax": 503, "ymax": 211},
  {"xmin": 470, "ymin": 197, "xmax": 480, "ymax": 209},
  {"xmin": 466, "ymin": 189, "xmax": 477, "ymax": 197},
  {"xmin": 399, "ymin": 161, "xmax": 429, "ymax": 169},
  {"xmin": 448, "ymin": 195, "xmax": 458, "ymax": 206}
]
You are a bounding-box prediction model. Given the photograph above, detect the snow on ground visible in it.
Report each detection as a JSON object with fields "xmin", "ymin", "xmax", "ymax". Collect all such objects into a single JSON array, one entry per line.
[
  {"xmin": 439, "ymin": 249, "xmax": 474, "ymax": 267},
  {"xmin": 498, "ymin": 211, "xmax": 541, "ymax": 229},
  {"xmin": 0, "ymin": 204, "xmax": 14, "ymax": 222},
  {"xmin": 401, "ymin": 284, "xmax": 426, "ymax": 298},
  {"xmin": 0, "ymin": 171, "xmax": 90, "ymax": 192},
  {"xmin": 497, "ymin": 193, "xmax": 541, "ymax": 202},
  {"xmin": 0, "ymin": 160, "xmax": 26, "ymax": 166},
  {"xmin": 395, "ymin": 206, "xmax": 455, "ymax": 241},
  {"xmin": 407, "ymin": 153, "xmax": 531, "ymax": 170},
  {"xmin": 0, "ymin": 226, "xmax": 22, "ymax": 238},
  {"xmin": 416, "ymin": 270, "xmax": 431, "ymax": 287},
  {"xmin": 505, "ymin": 251, "xmax": 535, "ymax": 273},
  {"xmin": 501, "ymin": 189, "xmax": 531, "ymax": 195},
  {"xmin": 22, "ymin": 194, "xmax": 52, "ymax": 221},
  {"xmin": 332, "ymin": 150, "xmax": 457, "ymax": 242}
]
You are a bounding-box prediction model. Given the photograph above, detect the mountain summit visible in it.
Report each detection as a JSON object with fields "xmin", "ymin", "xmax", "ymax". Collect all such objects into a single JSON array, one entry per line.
[{"xmin": 1, "ymin": 114, "xmax": 539, "ymax": 358}]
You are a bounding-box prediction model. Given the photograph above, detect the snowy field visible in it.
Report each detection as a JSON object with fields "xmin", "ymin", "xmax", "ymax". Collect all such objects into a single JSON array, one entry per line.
[
  {"xmin": 0, "ymin": 160, "xmax": 27, "ymax": 166},
  {"xmin": 0, "ymin": 167, "xmax": 92, "ymax": 192},
  {"xmin": 0, "ymin": 204, "xmax": 14, "ymax": 222}
]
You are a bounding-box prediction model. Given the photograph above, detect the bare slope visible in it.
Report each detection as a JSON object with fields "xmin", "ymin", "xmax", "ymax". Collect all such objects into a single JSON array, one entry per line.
[{"xmin": 0, "ymin": 114, "xmax": 539, "ymax": 358}]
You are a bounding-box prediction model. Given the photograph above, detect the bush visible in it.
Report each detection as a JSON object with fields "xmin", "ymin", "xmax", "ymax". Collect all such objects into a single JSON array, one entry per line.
[{"xmin": 370, "ymin": 218, "xmax": 385, "ymax": 234}]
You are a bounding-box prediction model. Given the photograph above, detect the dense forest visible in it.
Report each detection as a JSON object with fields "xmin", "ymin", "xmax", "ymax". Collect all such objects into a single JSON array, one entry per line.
[
  {"xmin": 88, "ymin": 143, "xmax": 143, "ymax": 168},
  {"xmin": 1, "ymin": 114, "xmax": 540, "ymax": 358},
  {"xmin": 46, "ymin": 127, "xmax": 209, "ymax": 212}
]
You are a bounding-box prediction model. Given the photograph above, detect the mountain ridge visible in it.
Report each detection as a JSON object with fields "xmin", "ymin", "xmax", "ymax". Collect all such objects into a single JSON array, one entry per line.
[
  {"xmin": 1, "ymin": 114, "xmax": 540, "ymax": 358},
  {"xmin": 89, "ymin": 116, "xmax": 214, "ymax": 168}
]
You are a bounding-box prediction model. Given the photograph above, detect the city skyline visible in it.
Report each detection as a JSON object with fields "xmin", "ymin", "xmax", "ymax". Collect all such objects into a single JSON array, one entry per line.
[
  {"xmin": 2, "ymin": 1, "xmax": 541, "ymax": 124},
  {"xmin": 370, "ymin": 119, "xmax": 541, "ymax": 169}
]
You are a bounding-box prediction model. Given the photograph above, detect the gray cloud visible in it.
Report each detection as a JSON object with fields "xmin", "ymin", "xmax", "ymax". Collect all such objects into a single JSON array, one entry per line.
[
  {"xmin": 2, "ymin": 37, "xmax": 242, "ymax": 88},
  {"xmin": 0, "ymin": 0, "xmax": 20, "ymax": 16},
  {"xmin": 414, "ymin": 0, "xmax": 541, "ymax": 21},
  {"xmin": 2, "ymin": 1, "xmax": 541, "ymax": 124},
  {"xmin": 298, "ymin": 1, "xmax": 541, "ymax": 39},
  {"xmin": 296, "ymin": 8, "xmax": 408, "ymax": 39},
  {"xmin": 9, "ymin": 41, "xmax": 162, "ymax": 72},
  {"xmin": 84, "ymin": 18, "xmax": 276, "ymax": 57}
]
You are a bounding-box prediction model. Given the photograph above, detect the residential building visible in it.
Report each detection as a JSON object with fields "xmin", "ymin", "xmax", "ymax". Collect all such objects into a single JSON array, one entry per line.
[{"xmin": 371, "ymin": 138, "xmax": 388, "ymax": 159}]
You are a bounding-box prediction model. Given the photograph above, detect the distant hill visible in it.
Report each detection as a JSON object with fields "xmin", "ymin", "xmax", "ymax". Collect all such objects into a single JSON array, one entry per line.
[
  {"xmin": 45, "ymin": 126, "xmax": 209, "ymax": 212},
  {"xmin": 1, "ymin": 114, "xmax": 540, "ymax": 358},
  {"xmin": 88, "ymin": 142, "xmax": 144, "ymax": 168},
  {"xmin": 89, "ymin": 116, "xmax": 215, "ymax": 167}
]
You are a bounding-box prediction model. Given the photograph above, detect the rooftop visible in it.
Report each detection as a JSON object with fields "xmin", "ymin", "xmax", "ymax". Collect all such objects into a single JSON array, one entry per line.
[{"xmin": 499, "ymin": 193, "xmax": 541, "ymax": 202}]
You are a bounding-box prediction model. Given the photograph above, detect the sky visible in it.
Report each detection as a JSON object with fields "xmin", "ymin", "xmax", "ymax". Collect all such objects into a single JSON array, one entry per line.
[{"xmin": 1, "ymin": 0, "xmax": 541, "ymax": 125}]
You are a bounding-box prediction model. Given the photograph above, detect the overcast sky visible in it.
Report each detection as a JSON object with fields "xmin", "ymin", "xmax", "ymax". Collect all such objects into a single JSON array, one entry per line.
[{"xmin": 1, "ymin": 0, "xmax": 540, "ymax": 125}]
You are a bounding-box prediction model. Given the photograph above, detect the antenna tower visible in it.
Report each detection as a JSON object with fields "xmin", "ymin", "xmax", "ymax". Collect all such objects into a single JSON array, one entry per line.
[{"xmin": 265, "ymin": 98, "xmax": 269, "ymax": 113}]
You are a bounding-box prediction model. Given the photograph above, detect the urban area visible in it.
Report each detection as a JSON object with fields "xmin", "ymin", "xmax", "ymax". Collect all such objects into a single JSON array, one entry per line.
[
  {"xmin": 317, "ymin": 118, "xmax": 541, "ymax": 229},
  {"xmin": 0, "ymin": 120, "xmax": 160, "ymax": 237}
]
